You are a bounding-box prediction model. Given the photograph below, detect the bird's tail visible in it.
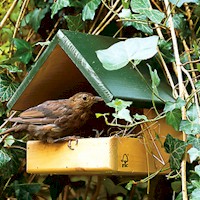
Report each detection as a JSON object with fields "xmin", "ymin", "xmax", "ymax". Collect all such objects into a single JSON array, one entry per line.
[{"xmin": 0, "ymin": 124, "xmax": 28, "ymax": 136}]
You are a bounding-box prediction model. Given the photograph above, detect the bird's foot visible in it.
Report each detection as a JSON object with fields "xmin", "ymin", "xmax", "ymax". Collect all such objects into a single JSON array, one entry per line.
[{"xmin": 53, "ymin": 136, "xmax": 80, "ymax": 150}]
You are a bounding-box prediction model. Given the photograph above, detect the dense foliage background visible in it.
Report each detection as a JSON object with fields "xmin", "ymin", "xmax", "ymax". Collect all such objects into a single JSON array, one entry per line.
[{"xmin": 0, "ymin": 0, "xmax": 200, "ymax": 199}]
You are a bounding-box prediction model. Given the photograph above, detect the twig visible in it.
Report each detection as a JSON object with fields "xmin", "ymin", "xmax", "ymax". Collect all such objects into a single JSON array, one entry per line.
[
  {"xmin": 91, "ymin": 176, "xmax": 102, "ymax": 200},
  {"xmin": 13, "ymin": 0, "xmax": 31, "ymax": 38},
  {"xmin": 92, "ymin": 0, "xmax": 121, "ymax": 35},
  {"xmin": 0, "ymin": 0, "xmax": 18, "ymax": 29},
  {"xmin": 88, "ymin": 3, "xmax": 104, "ymax": 34},
  {"xmin": 163, "ymin": 0, "xmax": 188, "ymax": 199},
  {"xmin": 0, "ymin": 111, "xmax": 17, "ymax": 130},
  {"xmin": 84, "ymin": 176, "xmax": 92, "ymax": 200},
  {"xmin": 181, "ymin": 59, "xmax": 200, "ymax": 66}
]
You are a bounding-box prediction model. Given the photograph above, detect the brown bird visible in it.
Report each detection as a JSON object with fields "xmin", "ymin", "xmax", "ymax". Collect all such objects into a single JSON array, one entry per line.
[{"xmin": 1, "ymin": 92, "xmax": 103, "ymax": 146}]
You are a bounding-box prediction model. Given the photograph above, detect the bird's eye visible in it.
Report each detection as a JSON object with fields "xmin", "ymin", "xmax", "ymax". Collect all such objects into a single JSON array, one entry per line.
[{"xmin": 83, "ymin": 96, "xmax": 87, "ymax": 101}]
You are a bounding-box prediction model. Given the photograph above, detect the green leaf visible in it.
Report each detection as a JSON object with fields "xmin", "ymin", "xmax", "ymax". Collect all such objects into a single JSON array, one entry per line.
[
  {"xmin": 188, "ymin": 147, "xmax": 200, "ymax": 162},
  {"xmin": 12, "ymin": 38, "xmax": 33, "ymax": 64},
  {"xmin": 169, "ymin": 0, "xmax": 198, "ymax": 7},
  {"xmin": 107, "ymin": 99, "xmax": 132, "ymax": 112},
  {"xmin": 0, "ymin": 149, "xmax": 11, "ymax": 168},
  {"xmin": 0, "ymin": 75, "xmax": 20, "ymax": 102},
  {"xmin": 195, "ymin": 164, "xmax": 200, "ymax": 177},
  {"xmin": 4, "ymin": 135, "xmax": 15, "ymax": 147},
  {"xmin": 195, "ymin": 81, "xmax": 200, "ymax": 90},
  {"xmin": 191, "ymin": 180, "xmax": 200, "ymax": 188},
  {"xmin": 22, "ymin": 7, "xmax": 49, "ymax": 32},
  {"xmin": 0, "ymin": 64, "xmax": 22, "ymax": 73},
  {"xmin": 11, "ymin": 181, "xmax": 41, "ymax": 200},
  {"xmin": 121, "ymin": 0, "xmax": 130, "ymax": 8},
  {"xmin": 82, "ymin": 0, "xmax": 101, "ymax": 21},
  {"xmin": 103, "ymin": 178, "xmax": 127, "ymax": 196},
  {"xmin": 113, "ymin": 108, "xmax": 133, "ymax": 123},
  {"xmin": 148, "ymin": 64, "xmax": 160, "ymax": 95},
  {"xmin": 171, "ymin": 181, "xmax": 182, "ymax": 193},
  {"xmin": 187, "ymin": 135, "xmax": 200, "ymax": 151},
  {"xmin": 118, "ymin": 8, "xmax": 132, "ymax": 18},
  {"xmin": 44, "ymin": 175, "xmax": 69, "ymax": 200},
  {"xmin": 65, "ymin": 14, "xmax": 84, "ymax": 31},
  {"xmin": 164, "ymin": 97, "xmax": 185, "ymax": 113},
  {"xmin": 51, "ymin": 0, "xmax": 70, "ymax": 18},
  {"xmin": 187, "ymin": 104, "xmax": 200, "ymax": 122},
  {"xmin": 171, "ymin": 14, "xmax": 186, "ymax": 30},
  {"xmin": 131, "ymin": 14, "xmax": 153, "ymax": 34},
  {"xmin": 166, "ymin": 109, "xmax": 182, "ymax": 131},
  {"xmin": 158, "ymin": 40, "xmax": 174, "ymax": 63},
  {"xmin": 191, "ymin": 188, "xmax": 200, "ymax": 200},
  {"xmin": 118, "ymin": 10, "xmax": 153, "ymax": 35},
  {"xmin": 164, "ymin": 134, "xmax": 186, "ymax": 170},
  {"xmin": 133, "ymin": 113, "xmax": 148, "ymax": 121},
  {"xmin": 130, "ymin": 0, "xmax": 165, "ymax": 24},
  {"xmin": 179, "ymin": 120, "xmax": 200, "ymax": 135},
  {"xmin": 96, "ymin": 36, "xmax": 158, "ymax": 70}
]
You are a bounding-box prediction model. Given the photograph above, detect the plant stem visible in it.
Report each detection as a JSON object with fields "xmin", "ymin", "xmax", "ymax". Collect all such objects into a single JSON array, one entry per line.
[
  {"xmin": 163, "ymin": 0, "xmax": 188, "ymax": 199},
  {"xmin": 0, "ymin": 0, "xmax": 18, "ymax": 29}
]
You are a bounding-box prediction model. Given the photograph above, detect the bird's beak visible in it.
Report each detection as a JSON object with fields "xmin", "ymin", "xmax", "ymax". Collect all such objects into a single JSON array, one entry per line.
[{"xmin": 94, "ymin": 96, "xmax": 103, "ymax": 102}]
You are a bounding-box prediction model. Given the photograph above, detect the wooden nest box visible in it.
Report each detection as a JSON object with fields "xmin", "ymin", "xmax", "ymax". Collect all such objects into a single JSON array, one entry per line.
[{"xmin": 7, "ymin": 30, "xmax": 180, "ymax": 175}]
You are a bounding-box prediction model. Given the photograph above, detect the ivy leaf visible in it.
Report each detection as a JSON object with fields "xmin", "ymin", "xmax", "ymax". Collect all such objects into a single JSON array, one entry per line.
[
  {"xmin": 188, "ymin": 147, "xmax": 200, "ymax": 163},
  {"xmin": 0, "ymin": 149, "xmax": 11, "ymax": 168},
  {"xmin": 118, "ymin": 8, "xmax": 132, "ymax": 18},
  {"xmin": 0, "ymin": 75, "xmax": 20, "ymax": 102},
  {"xmin": 164, "ymin": 97, "xmax": 185, "ymax": 113},
  {"xmin": 169, "ymin": 0, "xmax": 198, "ymax": 8},
  {"xmin": 133, "ymin": 113, "xmax": 148, "ymax": 121},
  {"xmin": 103, "ymin": 178, "xmax": 127, "ymax": 196},
  {"xmin": 96, "ymin": 36, "xmax": 158, "ymax": 70},
  {"xmin": 171, "ymin": 14, "xmax": 186, "ymax": 30},
  {"xmin": 130, "ymin": 0, "xmax": 165, "ymax": 24},
  {"xmin": 195, "ymin": 81, "xmax": 200, "ymax": 90},
  {"xmin": 131, "ymin": 14, "xmax": 153, "ymax": 34},
  {"xmin": 11, "ymin": 181, "xmax": 41, "ymax": 200},
  {"xmin": 148, "ymin": 64, "xmax": 160, "ymax": 95},
  {"xmin": 191, "ymin": 188, "xmax": 200, "ymax": 200},
  {"xmin": 51, "ymin": 0, "xmax": 70, "ymax": 18},
  {"xmin": 187, "ymin": 135, "xmax": 200, "ymax": 151},
  {"xmin": 171, "ymin": 181, "xmax": 182, "ymax": 193},
  {"xmin": 113, "ymin": 108, "xmax": 133, "ymax": 123},
  {"xmin": 0, "ymin": 64, "xmax": 22, "ymax": 73},
  {"xmin": 166, "ymin": 109, "xmax": 182, "ymax": 131},
  {"xmin": 65, "ymin": 14, "xmax": 84, "ymax": 31},
  {"xmin": 164, "ymin": 134, "xmax": 186, "ymax": 170},
  {"xmin": 187, "ymin": 104, "xmax": 200, "ymax": 122},
  {"xmin": 158, "ymin": 40, "xmax": 174, "ymax": 63},
  {"xmin": 12, "ymin": 38, "xmax": 33, "ymax": 64},
  {"xmin": 195, "ymin": 165, "xmax": 200, "ymax": 177},
  {"xmin": 4, "ymin": 135, "xmax": 15, "ymax": 147},
  {"xmin": 107, "ymin": 99, "xmax": 132, "ymax": 112},
  {"xmin": 118, "ymin": 9, "xmax": 153, "ymax": 34},
  {"xmin": 22, "ymin": 7, "xmax": 49, "ymax": 32},
  {"xmin": 82, "ymin": 0, "xmax": 101, "ymax": 21},
  {"xmin": 179, "ymin": 120, "xmax": 200, "ymax": 135}
]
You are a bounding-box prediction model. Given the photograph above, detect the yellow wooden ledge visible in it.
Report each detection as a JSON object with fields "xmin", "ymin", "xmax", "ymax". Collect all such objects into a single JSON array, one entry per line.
[{"xmin": 27, "ymin": 137, "xmax": 168, "ymax": 175}]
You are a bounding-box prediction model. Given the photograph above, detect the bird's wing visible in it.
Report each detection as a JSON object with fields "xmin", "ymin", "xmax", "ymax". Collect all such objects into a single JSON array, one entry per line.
[{"xmin": 12, "ymin": 99, "xmax": 72, "ymax": 125}]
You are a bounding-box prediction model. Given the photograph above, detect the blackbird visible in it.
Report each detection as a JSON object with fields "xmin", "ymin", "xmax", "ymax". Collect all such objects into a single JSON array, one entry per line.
[{"xmin": 1, "ymin": 92, "xmax": 103, "ymax": 144}]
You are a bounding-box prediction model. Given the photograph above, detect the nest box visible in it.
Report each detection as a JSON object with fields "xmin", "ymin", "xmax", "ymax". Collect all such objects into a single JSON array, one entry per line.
[{"xmin": 7, "ymin": 30, "xmax": 180, "ymax": 175}]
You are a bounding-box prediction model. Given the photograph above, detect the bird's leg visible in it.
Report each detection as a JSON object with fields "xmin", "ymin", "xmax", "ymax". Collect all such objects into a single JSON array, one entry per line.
[{"xmin": 52, "ymin": 136, "xmax": 80, "ymax": 150}]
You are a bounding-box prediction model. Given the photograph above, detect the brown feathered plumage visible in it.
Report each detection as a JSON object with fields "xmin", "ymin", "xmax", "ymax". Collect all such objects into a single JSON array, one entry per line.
[{"xmin": 2, "ymin": 92, "xmax": 102, "ymax": 143}]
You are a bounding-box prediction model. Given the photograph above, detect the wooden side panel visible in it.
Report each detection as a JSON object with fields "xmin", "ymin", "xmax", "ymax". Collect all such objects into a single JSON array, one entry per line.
[{"xmin": 27, "ymin": 138, "xmax": 118, "ymax": 174}]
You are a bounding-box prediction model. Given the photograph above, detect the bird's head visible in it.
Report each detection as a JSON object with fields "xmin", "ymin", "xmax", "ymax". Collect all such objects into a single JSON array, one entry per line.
[{"xmin": 70, "ymin": 92, "xmax": 103, "ymax": 109}]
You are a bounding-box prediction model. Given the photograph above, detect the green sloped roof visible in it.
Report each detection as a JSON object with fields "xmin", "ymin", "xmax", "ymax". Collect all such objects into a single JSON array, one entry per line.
[{"xmin": 7, "ymin": 30, "xmax": 174, "ymax": 111}]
